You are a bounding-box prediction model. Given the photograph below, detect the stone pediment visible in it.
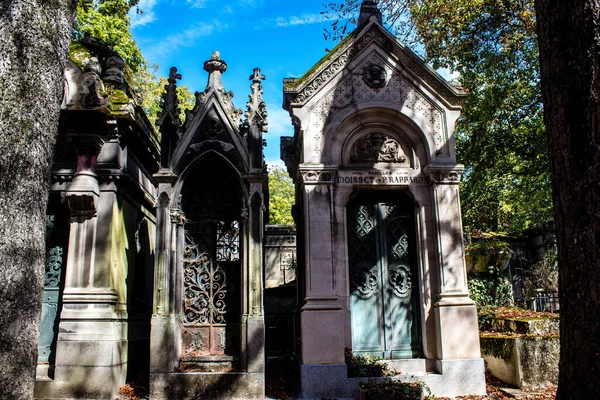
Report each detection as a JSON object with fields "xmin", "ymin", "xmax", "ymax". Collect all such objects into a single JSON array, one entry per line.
[
  {"xmin": 283, "ymin": 20, "xmax": 467, "ymax": 110},
  {"xmin": 171, "ymin": 94, "xmax": 249, "ymax": 175}
]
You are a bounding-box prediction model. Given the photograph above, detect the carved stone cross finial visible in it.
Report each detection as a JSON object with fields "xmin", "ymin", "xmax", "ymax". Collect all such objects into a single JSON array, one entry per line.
[
  {"xmin": 250, "ymin": 68, "xmax": 265, "ymax": 84},
  {"xmin": 358, "ymin": 0, "xmax": 382, "ymax": 25}
]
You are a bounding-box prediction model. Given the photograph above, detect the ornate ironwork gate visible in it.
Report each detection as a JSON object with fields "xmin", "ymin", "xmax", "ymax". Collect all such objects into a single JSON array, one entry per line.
[
  {"xmin": 180, "ymin": 166, "xmax": 243, "ymax": 361},
  {"xmin": 348, "ymin": 192, "xmax": 421, "ymax": 358},
  {"xmin": 183, "ymin": 220, "xmax": 240, "ymax": 357}
]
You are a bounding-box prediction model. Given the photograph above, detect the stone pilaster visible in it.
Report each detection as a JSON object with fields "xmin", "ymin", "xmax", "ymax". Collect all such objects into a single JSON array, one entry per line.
[
  {"xmin": 424, "ymin": 165, "xmax": 481, "ymax": 360},
  {"xmin": 52, "ymin": 173, "xmax": 126, "ymax": 399},
  {"xmin": 297, "ymin": 166, "xmax": 345, "ymax": 365},
  {"xmin": 243, "ymin": 175, "xmax": 266, "ymax": 374},
  {"xmin": 150, "ymin": 169, "xmax": 181, "ymax": 374}
]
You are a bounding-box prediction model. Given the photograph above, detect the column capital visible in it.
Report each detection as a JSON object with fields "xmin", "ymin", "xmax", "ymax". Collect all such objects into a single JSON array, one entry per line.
[
  {"xmin": 423, "ymin": 165, "xmax": 464, "ymax": 185},
  {"xmin": 299, "ymin": 164, "xmax": 338, "ymax": 184}
]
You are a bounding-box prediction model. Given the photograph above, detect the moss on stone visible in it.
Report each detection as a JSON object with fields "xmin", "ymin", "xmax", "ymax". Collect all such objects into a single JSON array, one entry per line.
[
  {"xmin": 69, "ymin": 42, "xmax": 93, "ymax": 70},
  {"xmin": 480, "ymin": 337, "xmax": 515, "ymax": 361},
  {"xmin": 284, "ymin": 29, "xmax": 359, "ymax": 90},
  {"xmin": 105, "ymin": 88, "xmax": 131, "ymax": 114}
]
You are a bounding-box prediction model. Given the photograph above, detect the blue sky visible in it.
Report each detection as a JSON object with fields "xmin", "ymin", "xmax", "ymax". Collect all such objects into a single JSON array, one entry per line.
[{"xmin": 127, "ymin": 0, "xmax": 354, "ymax": 167}]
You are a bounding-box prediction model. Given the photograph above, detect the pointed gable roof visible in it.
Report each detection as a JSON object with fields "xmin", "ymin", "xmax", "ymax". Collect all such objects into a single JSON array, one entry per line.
[
  {"xmin": 283, "ymin": 14, "xmax": 467, "ymax": 110},
  {"xmin": 170, "ymin": 51, "xmax": 249, "ymax": 174}
]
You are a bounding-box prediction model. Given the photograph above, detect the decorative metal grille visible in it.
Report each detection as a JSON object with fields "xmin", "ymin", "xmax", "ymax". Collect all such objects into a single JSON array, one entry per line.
[
  {"xmin": 216, "ymin": 221, "xmax": 240, "ymax": 262},
  {"xmin": 183, "ymin": 221, "xmax": 240, "ymax": 326},
  {"xmin": 349, "ymin": 203, "xmax": 379, "ymax": 299},
  {"xmin": 384, "ymin": 203, "xmax": 410, "ymax": 262},
  {"xmin": 44, "ymin": 246, "xmax": 63, "ymax": 288}
]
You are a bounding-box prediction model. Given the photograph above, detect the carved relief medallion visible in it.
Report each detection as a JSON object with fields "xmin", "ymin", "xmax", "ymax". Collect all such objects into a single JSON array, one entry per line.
[
  {"xmin": 350, "ymin": 132, "xmax": 408, "ymax": 164},
  {"xmin": 363, "ymin": 64, "xmax": 387, "ymax": 88}
]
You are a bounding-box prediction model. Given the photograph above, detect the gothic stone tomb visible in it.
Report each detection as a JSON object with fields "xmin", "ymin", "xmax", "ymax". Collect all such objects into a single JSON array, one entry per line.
[
  {"xmin": 281, "ymin": 2, "xmax": 486, "ymax": 398},
  {"xmin": 149, "ymin": 52, "xmax": 268, "ymax": 399},
  {"xmin": 33, "ymin": 42, "xmax": 268, "ymax": 399}
]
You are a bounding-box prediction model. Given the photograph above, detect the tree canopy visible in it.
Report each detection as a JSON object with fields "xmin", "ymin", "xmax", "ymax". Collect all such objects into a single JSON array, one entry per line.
[
  {"xmin": 324, "ymin": 0, "xmax": 552, "ymax": 234},
  {"xmin": 73, "ymin": 0, "xmax": 194, "ymax": 130},
  {"xmin": 268, "ymin": 166, "xmax": 295, "ymax": 225}
]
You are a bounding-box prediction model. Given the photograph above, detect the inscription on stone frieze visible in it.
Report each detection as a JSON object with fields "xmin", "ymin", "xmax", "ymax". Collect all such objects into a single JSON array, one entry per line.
[{"xmin": 337, "ymin": 170, "xmax": 425, "ymax": 185}]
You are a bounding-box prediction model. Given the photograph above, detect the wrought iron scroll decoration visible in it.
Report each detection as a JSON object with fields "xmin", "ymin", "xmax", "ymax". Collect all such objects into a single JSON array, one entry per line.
[
  {"xmin": 388, "ymin": 264, "xmax": 412, "ymax": 298},
  {"xmin": 183, "ymin": 221, "xmax": 239, "ymax": 325},
  {"xmin": 384, "ymin": 203, "xmax": 413, "ymax": 298},
  {"xmin": 44, "ymin": 246, "xmax": 63, "ymax": 287},
  {"xmin": 183, "ymin": 232, "xmax": 227, "ymax": 325}
]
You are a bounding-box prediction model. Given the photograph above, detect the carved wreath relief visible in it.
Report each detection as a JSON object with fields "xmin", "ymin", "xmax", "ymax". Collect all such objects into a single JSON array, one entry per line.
[
  {"xmin": 363, "ymin": 64, "xmax": 387, "ymax": 88},
  {"xmin": 350, "ymin": 132, "xmax": 408, "ymax": 164}
]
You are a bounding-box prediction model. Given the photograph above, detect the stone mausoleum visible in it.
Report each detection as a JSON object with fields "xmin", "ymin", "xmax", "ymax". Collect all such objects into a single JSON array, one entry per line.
[
  {"xmin": 33, "ymin": 2, "xmax": 486, "ymax": 398},
  {"xmin": 281, "ymin": 1, "xmax": 485, "ymax": 398},
  {"xmin": 35, "ymin": 38, "xmax": 269, "ymax": 399}
]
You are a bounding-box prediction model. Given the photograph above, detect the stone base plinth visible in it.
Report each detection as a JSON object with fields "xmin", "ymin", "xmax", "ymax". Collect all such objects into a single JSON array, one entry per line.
[
  {"xmin": 150, "ymin": 371, "xmax": 265, "ymax": 399},
  {"xmin": 481, "ymin": 336, "xmax": 559, "ymax": 389},
  {"xmin": 34, "ymin": 361, "xmax": 125, "ymax": 399},
  {"xmin": 299, "ymin": 358, "xmax": 486, "ymax": 399}
]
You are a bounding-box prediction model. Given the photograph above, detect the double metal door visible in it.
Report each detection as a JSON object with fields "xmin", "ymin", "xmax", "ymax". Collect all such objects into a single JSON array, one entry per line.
[{"xmin": 348, "ymin": 193, "xmax": 421, "ymax": 358}]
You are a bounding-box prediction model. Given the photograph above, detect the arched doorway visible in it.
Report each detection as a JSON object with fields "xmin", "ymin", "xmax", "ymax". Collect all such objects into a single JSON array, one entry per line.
[
  {"xmin": 347, "ymin": 190, "xmax": 422, "ymax": 359},
  {"xmin": 180, "ymin": 155, "xmax": 243, "ymax": 368}
]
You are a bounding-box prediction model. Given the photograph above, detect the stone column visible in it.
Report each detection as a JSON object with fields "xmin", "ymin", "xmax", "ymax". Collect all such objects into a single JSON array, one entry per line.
[
  {"xmin": 424, "ymin": 165, "xmax": 481, "ymax": 360},
  {"xmin": 52, "ymin": 135, "xmax": 126, "ymax": 398},
  {"xmin": 297, "ymin": 166, "xmax": 344, "ymax": 365},
  {"xmin": 150, "ymin": 170, "xmax": 181, "ymax": 374},
  {"xmin": 243, "ymin": 176, "xmax": 266, "ymax": 375}
]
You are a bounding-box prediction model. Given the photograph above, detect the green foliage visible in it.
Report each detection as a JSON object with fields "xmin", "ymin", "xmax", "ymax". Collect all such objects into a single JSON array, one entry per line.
[
  {"xmin": 468, "ymin": 266, "xmax": 515, "ymax": 328},
  {"xmin": 323, "ymin": 0, "xmax": 553, "ymax": 234},
  {"xmin": 358, "ymin": 379, "xmax": 434, "ymax": 400},
  {"xmin": 74, "ymin": 0, "xmax": 143, "ymax": 71},
  {"xmin": 414, "ymin": 0, "xmax": 552, "ymax": 234},
  {"xmin": 268, "ymin": 166, "xmax": 295, "ymax": 225},
  {"xmin": 468, "ymin": 266, "xmax": 514, "ymax": 309},
  {"xmin": 134, "ymin": 63, "xmax": 195, "ymax": 131}
]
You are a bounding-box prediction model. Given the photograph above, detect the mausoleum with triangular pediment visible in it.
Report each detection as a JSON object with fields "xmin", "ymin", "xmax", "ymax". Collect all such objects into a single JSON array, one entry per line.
[{"xmin": 281, "ymin": 1, "xmax": 486, "ymax": 397}]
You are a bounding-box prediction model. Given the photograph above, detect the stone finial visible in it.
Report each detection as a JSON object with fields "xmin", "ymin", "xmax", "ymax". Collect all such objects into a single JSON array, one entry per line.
[
  {"xmin": 358, "ymin": 0, "xmax": 382, "ymax": 25},
  {"xmin": 245, "ymin": 67, "xmax": 267, "ymax": 131},
  {"xmin": 204, "ymin": 50, "xmax": 228, "ymax": 90},
  {"xmin": 156, "ymin": 66, "xmax": 182, "ymax": 127}
]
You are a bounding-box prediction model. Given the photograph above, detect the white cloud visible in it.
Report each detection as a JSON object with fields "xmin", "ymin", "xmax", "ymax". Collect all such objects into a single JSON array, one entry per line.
[
  {"xmin": 129, "ymin": 0, "xmax": 159, "ymax": 28},
  {"xmin": 144, "ymin": 20, "xmax": 227, "ymax": 60},
  {"xmin": 255, "ymin": 13, "xmax": 329, "ymax": 30},
  {"xmin": 265, "ymin": 107, "xmax": 293, "ymax": 138},
  {"xmin": 185, "ymin": 0, "xmax": 210, "ymax": 8}
]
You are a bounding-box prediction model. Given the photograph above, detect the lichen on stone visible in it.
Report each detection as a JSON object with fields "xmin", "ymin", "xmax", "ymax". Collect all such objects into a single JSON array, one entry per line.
[{"xmin": 69, "ymin": 42, "xmax": 93, "ymax": 71}]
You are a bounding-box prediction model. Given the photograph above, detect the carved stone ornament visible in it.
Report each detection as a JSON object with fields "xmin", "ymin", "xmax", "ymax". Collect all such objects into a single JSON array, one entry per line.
[
  {"xmin": 423, "ymin": 166, "xmax": 464, "ymax": 184},
  {"xmin": 300, "ymin": 170, "xmax": 336, "ymax": 183},
  {"xmin": 289, "ymin": 26, "xmax": 391, "ymax": 105},
  {"xmin": 350, "ymin": 132, "xmax": 408, "ymax": 164},
  {"xmin": 363, "ymin": 64, "xmax": 387, "ymax": 88},
  {"xmin": 78, "ymin": 57, "xmax": 105, "ymax": 108}
]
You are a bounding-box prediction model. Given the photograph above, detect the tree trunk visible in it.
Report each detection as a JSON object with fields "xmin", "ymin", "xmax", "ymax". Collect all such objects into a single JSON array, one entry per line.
[
  {"xmin": 0, "ymin": 1, "xmax": 76, "ymax": 398},
  {"xmin": 535, "ymin": 1, "xmax": 600, "ymax": 398}
]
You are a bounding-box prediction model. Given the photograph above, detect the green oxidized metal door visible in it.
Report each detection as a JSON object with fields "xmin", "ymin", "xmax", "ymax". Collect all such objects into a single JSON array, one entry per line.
[{"xmin": 348, "ymin": 192, "xmax": 421, "ymax": 359}]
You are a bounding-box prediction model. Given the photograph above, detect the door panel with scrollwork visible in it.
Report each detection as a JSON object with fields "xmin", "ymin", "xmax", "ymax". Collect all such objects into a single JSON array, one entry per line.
[
  {"xmin": 183, "ymin": 220, "xmax": 240, "ymax": 358},
  {"xmin": 348, "ymin": 193, "xmax": 421, "ymax": 359}
]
